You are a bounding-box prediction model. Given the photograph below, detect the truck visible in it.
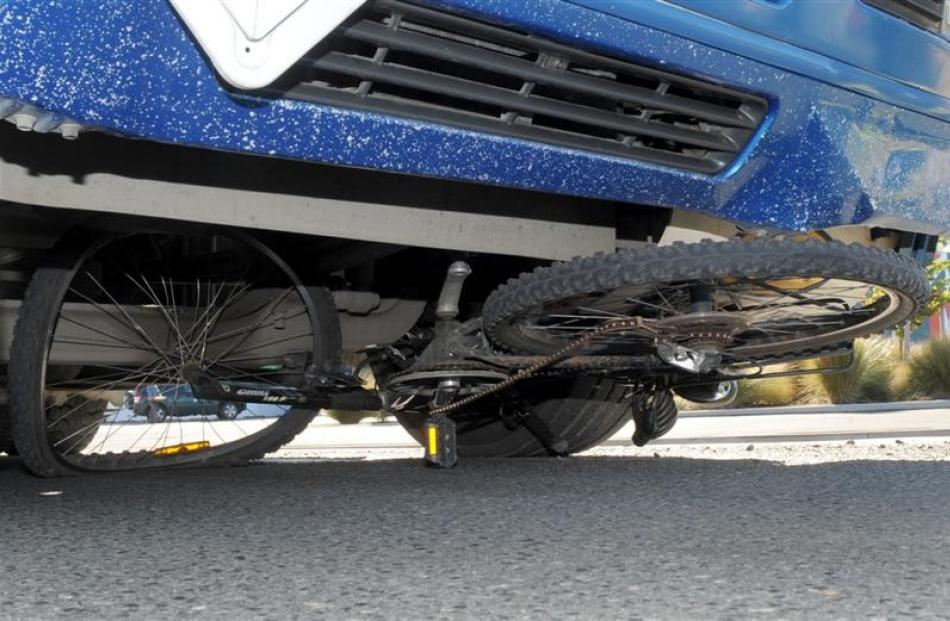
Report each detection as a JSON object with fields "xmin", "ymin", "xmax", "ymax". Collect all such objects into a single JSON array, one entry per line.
[{"xmin": 0, "ymin": 0, "xmax": 946, "ymax": 475}]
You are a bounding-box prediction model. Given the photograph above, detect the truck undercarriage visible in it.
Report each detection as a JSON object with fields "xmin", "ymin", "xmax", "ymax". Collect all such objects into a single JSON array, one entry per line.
[{"xmin": 0, "ymin": 123, "xmax": 936, "ymax": 475}]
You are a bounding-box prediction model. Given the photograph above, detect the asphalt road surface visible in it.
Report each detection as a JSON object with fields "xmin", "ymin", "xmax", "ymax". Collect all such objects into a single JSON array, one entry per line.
[{"xmin": 3, "ymin": 437, "xmax": 950, "ymax": 620}]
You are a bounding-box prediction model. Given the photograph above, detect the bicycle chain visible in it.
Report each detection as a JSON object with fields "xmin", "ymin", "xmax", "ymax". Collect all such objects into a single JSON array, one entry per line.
[
  {"xmin": 429, "ymin": 317, "xmax": 656, "ymax": 416},
  {"xmin": 425, "ymin": 326, "xmax": 854, "ymax": 417}
]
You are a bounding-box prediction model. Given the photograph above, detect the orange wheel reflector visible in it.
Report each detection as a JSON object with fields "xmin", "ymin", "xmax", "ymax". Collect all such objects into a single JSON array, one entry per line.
[
  {"xmin": 763, "ymin": 277, "xmax": 826, "ymax": 291},
  {"xmin": 720, "ymin": 274, "xmax": 824, "ymax": 290},
  {"xmin": 791, "ymin": 231, "xmax": 830, "ymax": 243},
  {"xmin": 153, "ymin": 441, "xmax": 212, "ymax": 458}
]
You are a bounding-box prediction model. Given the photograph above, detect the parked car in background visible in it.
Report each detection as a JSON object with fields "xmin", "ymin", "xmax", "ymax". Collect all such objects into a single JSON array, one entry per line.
[{"xmin": 126, "ymin": 385, "xmax": 244, "ymax": 424}]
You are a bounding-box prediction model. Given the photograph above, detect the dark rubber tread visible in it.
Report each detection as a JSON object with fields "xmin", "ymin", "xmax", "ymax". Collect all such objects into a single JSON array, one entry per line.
[
  {"xmin": 483, "ymin": 239, "xmax": 930, "ymax": 356},
  {"xmin": 8, "ymin": 230, "xmax": 341, "ymax": 477},
  {"xmin": 0, "ymin": 399, "xmax": 14, "ymax": 455},
  {"xmin": 45, "ymin": 396, "xmax": 107, "ymax": 454},
  {"xmin": 395, "ymin": 376, "xmax": 632, "ymax": 457},
  {"xmin": 632, "ymin": 388, "xmax": 677, "ymax": 446}
]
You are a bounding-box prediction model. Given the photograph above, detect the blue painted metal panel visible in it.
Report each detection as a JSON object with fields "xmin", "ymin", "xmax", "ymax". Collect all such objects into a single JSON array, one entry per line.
[
  {"xmin": 0, "ymin": 0, "xmax": 947, "ymax": 233},
  {"xmin": 575, "ymin": 0, "xmax": 950, "ymax": 106}
]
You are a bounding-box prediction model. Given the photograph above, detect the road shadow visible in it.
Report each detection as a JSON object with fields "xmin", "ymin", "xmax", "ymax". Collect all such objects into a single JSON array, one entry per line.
[
  {"xmin": 0, "ymin": 454, "xmax": 21, "ymax": 474},
  {"xmin": 2, "ymin": 451, "xmax": 949, "ymax": 510}
]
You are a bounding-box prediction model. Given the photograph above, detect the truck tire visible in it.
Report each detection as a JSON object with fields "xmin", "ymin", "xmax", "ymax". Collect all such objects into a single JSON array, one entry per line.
[{"xmin": 394, "ymin": 376, "xmax": 631, "ymax": 457}]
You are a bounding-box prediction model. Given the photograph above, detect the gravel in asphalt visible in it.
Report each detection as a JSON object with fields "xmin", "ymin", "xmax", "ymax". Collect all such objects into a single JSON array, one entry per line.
[{"xmin": 2, "ymin": 440, "xmax": 950, "ymax": 620}]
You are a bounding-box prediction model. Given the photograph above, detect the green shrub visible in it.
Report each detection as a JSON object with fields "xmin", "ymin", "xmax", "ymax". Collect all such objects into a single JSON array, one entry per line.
[
  {"xmin": 673, "ymin": 396, "xmax": 702, "ymax": 411},
  {"xmin": 799, "ymin": 336, "xmax": 898, "ymax": 404},
  {"xmin": 677, "ymin": 336, "xmax": 950, "ymax": 407},
  {"xmin": 903, "ymin": 338, "xmax": 950, "ymax": 399},
  {"xmin": 735, "ymin": 370, "xmax": 800, "ymax": 407},
  {"xmin": 890, "ymin": 360, "xmax": 914, "ymax": 400}
]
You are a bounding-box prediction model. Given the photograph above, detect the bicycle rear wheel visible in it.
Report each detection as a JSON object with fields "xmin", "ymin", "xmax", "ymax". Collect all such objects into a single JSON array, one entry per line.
[{"xmin": 484, "ymin": 239, "xmax": 928, "ymax": 364}]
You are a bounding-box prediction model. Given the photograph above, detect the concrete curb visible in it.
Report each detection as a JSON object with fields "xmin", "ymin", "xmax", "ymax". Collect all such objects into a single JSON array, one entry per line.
[
  {"xmin": 632, "ymin": 430, "xmax": 950, "ymax": 446},
  {"xmin": 680, "ymin": 400, "xmax": 950, "ymax": 418}
]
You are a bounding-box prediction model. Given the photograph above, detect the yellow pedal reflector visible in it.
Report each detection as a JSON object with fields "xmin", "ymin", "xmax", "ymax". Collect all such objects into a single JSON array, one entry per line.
[
  {"xmin": 153, "ymin": 441, "xmax": 211, "ymax": 458},
  {"xmin": 423, "ymin": 417, "xmax": 458, "ymax": 468},
  {"xmin": 427, "ymin": 425, "xmax": 439, "ymax": 457}
]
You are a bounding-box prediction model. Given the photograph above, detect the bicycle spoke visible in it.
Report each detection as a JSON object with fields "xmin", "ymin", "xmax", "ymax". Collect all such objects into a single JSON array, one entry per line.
[{"xmin": 521, "ymin": 273, "xmax": 903, "ymax": 359}]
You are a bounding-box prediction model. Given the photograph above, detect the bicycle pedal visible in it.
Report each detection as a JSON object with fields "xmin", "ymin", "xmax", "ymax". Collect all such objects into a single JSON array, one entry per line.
[{"xmin": 423, "ymin": 416, "xmax": 458, "ymax": 469}]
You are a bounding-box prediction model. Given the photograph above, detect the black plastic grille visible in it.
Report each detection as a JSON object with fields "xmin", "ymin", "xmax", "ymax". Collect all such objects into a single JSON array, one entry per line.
[
  {"xmin": 865, "ymin": 0, "xmax": 946, "ymax": 32},
  {"xmin": 269, "ymin": 0, "xmax": 768, "ymax": 174}
]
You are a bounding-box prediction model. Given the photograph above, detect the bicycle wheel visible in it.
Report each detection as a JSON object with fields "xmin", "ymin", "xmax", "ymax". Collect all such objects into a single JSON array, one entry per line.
[
  {"xmin": 9, "ymin": 228, "xmax": 340, "ymax": 476},
  {"xmin": 484, "ymin": 238, "xmax": 928, "ymax": 365}
]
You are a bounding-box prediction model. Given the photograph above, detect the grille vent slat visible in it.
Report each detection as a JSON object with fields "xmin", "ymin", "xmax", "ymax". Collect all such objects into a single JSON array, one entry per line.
[
  {"xmin": 864, "ymin": 0, "xmax": 946, "ymax": 32},
  {"xmin": 268, "ymin": 0, "xmax": 768, "ymax": 174}
]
